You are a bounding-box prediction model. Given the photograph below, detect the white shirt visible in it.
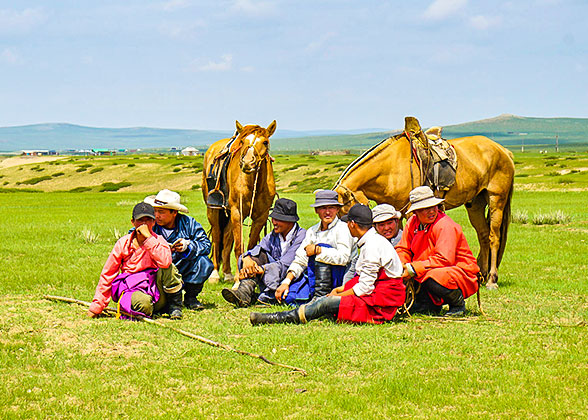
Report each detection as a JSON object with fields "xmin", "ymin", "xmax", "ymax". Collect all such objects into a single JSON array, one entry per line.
[
  {"xmin": 286, "ymin": 217, "xmax": 356, "ymax": 280},
  {"xmin": 352, "ymin": 227, "xmax": 404, "ymax": 296}
]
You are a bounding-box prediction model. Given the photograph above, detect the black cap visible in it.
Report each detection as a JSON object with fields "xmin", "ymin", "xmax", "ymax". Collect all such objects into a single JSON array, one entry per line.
[
  {"xmin": 132, "ymin": 202, "xmax": 155, "ymax": 220},
  {"xmin": 269, "ymin": 198, "xmax": 299, "ymax": 222},
  {"xmin": 341, "ymin": 204, "xmax": 373, "ymax": 225}
]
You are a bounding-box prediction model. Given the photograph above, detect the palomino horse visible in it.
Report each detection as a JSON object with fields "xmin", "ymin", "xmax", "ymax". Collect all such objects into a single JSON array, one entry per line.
[
  {"xmin": 334, "ymin": 131, "xmax": 514, "ymax": 289},
  {"xmin": 202, "ymin": 121, "xmax": 277, "ymax": 283}
]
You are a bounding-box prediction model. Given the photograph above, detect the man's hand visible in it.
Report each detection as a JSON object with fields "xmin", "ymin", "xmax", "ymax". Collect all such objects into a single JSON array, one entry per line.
[
  {"xmin": 87, "ymin": 310, "xmax": 99, "ymax": 318},
  {"xmin": 328, "ymin": 286, "xmax": 345, "ymax": 296},
  {"xmin": 275, "ymin": 283, "xmax": 290, "ymax": 303},
  {"xmin": 136, "ymin": 224, "xmax": 152, "ymax": 246},
  {"xmin": 172, "ymin": 238, "xmax": 190, "ymax": 252},
  {"xmin": 305, "ymin": 243, "xmax": 321, "ymax": 257},
  {"xmin": 402, "ymin": 264, "xmax": 414, "ymax": 279}
]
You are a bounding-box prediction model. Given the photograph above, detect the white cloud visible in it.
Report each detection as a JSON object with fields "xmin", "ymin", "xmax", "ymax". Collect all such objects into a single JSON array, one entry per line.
[
  {"xmin": 468, "ymin": 15, "xmax": 501, "ymax": 30},
  {"xmin": 160, "ymin": 0, "xmax": 191, "ymax": 12},
  {"xmin": 305, "ymin": 32, "xmax": 337, "ymax": 53},
  {"xmin": 423, "ymin": 0, "xmax": 468, "ymax": 20},
  {"xmin": 1, "ymin": 48, "xmax": 21, "ymax": 64},
  {"xmin": 195, "ymin": 54, "xmax": 233, "ymax": 71},
  {"xmin": 158, "ymin": 20, "xmax": 205, "ymax": 38},
  {"xmin": 230, "ymin": 0, "xmax": 276, "ymax": 17},
  {"xmin": 0, "ymin": 7, "xmax": 47, "ymax": 33}
]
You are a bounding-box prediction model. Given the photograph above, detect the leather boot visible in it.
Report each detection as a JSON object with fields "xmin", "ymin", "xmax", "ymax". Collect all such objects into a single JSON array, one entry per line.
[
  {"xmin": 249, "ymin": 307, "xmax": 302, "ymax": 326},
  {"xmin": 184, "ymin": 283, "xmax": 204, "ymax": 310},
  {"xmin": 313, "ymin": 261, "xmax": 332, "ymax": 298},
  {"xmin": 426, "ymin": 280, "xmax": 465, "ymax": 317},
  {"xmin": 167, "ymin": 290, "xmax": 183, "ymax": 319},
  {"xmin": 221, "ymin": 279, "xmax": 256, "ymax": 308}
]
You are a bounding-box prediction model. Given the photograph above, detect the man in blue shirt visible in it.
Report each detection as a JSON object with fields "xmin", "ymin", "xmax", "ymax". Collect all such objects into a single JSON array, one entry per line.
[
  {"xmin": 221, "ymin": 198, "xmax": 306, "ymax": 307},
  {"xmin": 145, "ymin": 189, "xmax": 214, "ymax": 317}
]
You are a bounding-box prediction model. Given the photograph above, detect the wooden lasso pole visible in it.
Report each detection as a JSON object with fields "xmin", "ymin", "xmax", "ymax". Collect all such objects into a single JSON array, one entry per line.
[{"xmin": 44, "ymin": 295, "xmax": 307, "ymax": 376}]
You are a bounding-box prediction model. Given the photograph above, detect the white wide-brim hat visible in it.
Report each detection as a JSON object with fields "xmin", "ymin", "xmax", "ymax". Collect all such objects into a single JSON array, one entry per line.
[
  {"xmin": 372, "ymin": 203, "xmax": 402, "ymax": 223},
  {"xmin": 406, "ymin": 186, "xmax": 444, "ymax": 213},
  {"xmin": 144, "ymin": 189, "xmax": 189, "ymax": 213}
]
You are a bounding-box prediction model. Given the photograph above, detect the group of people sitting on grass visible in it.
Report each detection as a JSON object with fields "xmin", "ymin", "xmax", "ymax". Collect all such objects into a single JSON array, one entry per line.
[{"xmin": 88, "ymin": 185, "xmax": 480, "ymax": 325}]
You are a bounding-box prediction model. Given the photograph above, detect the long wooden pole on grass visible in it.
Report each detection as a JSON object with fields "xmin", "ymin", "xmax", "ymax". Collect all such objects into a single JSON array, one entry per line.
[{"xmin": 44, "ymin": 295, "xmax": 307, "ymax": 376}]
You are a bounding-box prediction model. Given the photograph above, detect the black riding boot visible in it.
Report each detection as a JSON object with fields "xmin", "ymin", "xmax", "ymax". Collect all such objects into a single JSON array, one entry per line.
[
  {"xmin": 221, "ymin": 279, "xmax": 256, "ymax": 308},
  {"xmin": 184, "ymin": 283, "xmax": 204, "ymax": 310},
  {"xmin": 313, "ymin": 261, "xmax": 333, "ymax": 299},
  {"xmin": 426, "ymin": 280, "xmax": 465, "ymax": 317},
  {"xmin": 250, "ymin": 307, "xmax": 302, "ymax": 326},
  {"xmin": 167, "ymin": 290, "xmax": 183, "ymax": 319}
]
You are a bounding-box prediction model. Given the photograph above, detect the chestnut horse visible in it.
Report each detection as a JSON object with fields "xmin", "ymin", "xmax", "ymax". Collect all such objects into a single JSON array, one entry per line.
[
  {"xmin": 334, "ymin": 132, "xmax": 514, "ymax": 289},
  {"xmin": 202, "ymin": 121, "xmax": 277, "ymax": 283}
]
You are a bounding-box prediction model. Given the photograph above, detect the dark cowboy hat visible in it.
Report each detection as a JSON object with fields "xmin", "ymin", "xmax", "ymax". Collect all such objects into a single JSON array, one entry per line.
[
  {"xmin": 269, "ymin": 198, "xmax": 299, "ymax": 222},
  {"xmin": 341, "ymin": 203, "xmax": 373, "ymax": 225}
]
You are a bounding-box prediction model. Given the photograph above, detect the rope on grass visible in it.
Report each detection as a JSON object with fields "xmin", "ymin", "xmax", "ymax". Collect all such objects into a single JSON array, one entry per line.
[{"xmin": 44, "ymin": 295, "xmax": 307, "ymax": 376}]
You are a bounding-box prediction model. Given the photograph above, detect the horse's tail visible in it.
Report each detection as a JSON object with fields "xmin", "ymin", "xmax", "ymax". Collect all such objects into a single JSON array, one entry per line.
[{"xmin": 496, "ymin": 177, "xmax": 513, "ymax": 268}]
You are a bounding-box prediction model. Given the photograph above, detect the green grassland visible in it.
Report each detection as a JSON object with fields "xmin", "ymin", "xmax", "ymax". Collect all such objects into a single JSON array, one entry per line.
[{"xmin": 1, "ymin": 150, "xmax": 588, "ymax": 419}]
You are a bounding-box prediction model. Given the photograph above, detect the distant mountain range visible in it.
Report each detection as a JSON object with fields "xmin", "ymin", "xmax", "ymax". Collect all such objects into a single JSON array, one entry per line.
[{"xmin": 0, "ymin": 114, "xmax": 586, "ymax": 152}]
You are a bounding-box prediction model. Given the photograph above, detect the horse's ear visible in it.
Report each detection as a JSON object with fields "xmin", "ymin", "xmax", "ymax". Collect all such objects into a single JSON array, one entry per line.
[
  {"xmin": 236, "ymin": 120, "xmax": 243, "ymax": 133},
  {"xmin": 266, "ymin": 120, "xmax": 277, "ymax": 137}
]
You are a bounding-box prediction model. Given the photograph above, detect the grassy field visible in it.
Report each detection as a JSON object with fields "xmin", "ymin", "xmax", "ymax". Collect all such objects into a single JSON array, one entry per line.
[{"xmin": 1, "ymin": 150, "xmax": 588, "ymax": 419}]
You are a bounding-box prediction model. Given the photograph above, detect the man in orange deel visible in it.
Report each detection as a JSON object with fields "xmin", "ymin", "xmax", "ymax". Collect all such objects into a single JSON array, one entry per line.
[{"xmin": 396, "ymin": 186, "xmax": 480, "ymax": 316}]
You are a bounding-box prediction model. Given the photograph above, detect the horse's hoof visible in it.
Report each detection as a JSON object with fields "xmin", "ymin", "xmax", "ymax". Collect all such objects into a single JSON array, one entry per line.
[
  {"xmin": 486, "ymin": 282, "xmax": 499, "ymax": 290},
  {"xmin": 231, "ymin": 280, "xmax": 240, "ymax": 290},
  {"xmin": 223, "ymin": 272, "xmax": 234, "ymax": 283},
  {"xmin": 208, "ymin": 270, "xmax": 220, "ymax": 284}
]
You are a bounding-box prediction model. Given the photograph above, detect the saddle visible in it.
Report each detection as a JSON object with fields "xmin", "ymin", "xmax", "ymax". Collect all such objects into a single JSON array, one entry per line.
[
  {"xmin": 404, "ymin": 117, "xmax": 458, "ymax": 192},
  {"xmin": 205, "ymin": 133, "xmax": 238, "ymax": 209}
]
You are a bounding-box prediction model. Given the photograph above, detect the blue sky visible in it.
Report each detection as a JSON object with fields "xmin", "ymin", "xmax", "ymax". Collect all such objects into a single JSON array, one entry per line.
[{"xmin": 0, "ymin": 0, "xmax": 586, "ymax": 130}]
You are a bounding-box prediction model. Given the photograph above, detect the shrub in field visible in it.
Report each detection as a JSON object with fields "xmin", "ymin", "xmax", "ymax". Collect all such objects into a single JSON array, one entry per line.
[
  {"xmin": 68, "ymin": 186, "xmax": 92, "ymax": 192},
  {"xmin": 191, "ymin": 184, "xmax": 201, "ymax": 190},
  {"xmin": 76, "ymin": 167, "xmax": 87, "ymax": 172},
  {"xmin": 2, "ymin": 181, "xmax": 8, "ymax": 185},
  {"xmin": 557, "ymin": 179, "xmax": 573, "ymax": 184},
  {"xmin": 127, "ymin": 163, "xmax": 136, "ymax": 167},
  {"xmin": 31, "ymin": 166, "xmax": 45, "ymax": 172},
  {"xmin": 305, "ymin": 169, "xmax": 320, "ymax": 176},
  {"xmin": 51, "ymin": 172, "xmax": 65, "ymax": 177},
  {"xmin": 546, "ymin": 171, "xmax": 560, "ymax": 176},
  {"xmin": 0, "ymin": 187, "xmax": 40, "ymax": 192},
  {"xmin": 545, "ymin": 162, "xmax": 556, "ymax": 167},
  {"xmin": 531, "ymin": 210, "xmax": 571, "ymax": 225},
  {"xmin": 81, "ymin": 228, "xmax": 99, "ymax": 244},
  {"xmin": 512, "ymin": 210, "xmax": 529, "ymax": 224},
  {"xmin": 285, "ymin": 163, "xmax": 307, "ymax": 171},
  {"xmin": 173, "ymin": 168, "xmax": 181, "ymax": 172},
  {"xmin": 89, "ymin": 167, "xmax": 104, "ymax": 174},
  {"xmin": 19, "ymin": 175, "xmax": 52, "ymax": 185},
  {"xmin": 100, "ymin": 182, "xmax": 131, "ymax": 192},
  {"xmin": 515, "ymin": 174, "xmax": 529, "ymax": 177},
  {"xmin": 78, "ymin": 163, "xmax": 93, "ymax": 168}
]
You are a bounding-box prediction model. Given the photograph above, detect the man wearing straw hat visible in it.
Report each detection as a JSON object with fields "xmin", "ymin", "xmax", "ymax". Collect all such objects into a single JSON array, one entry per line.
[
  {"xmin": 372, "ymin": 203, "xmax": 403, "ymax": 246},
  {"xmin": 396, "ymin": 186, "xmax": 479, "ymax": 316},
  {"xmin": 145, "ymin": 189, "xmax": 213, "ymax": 315}
]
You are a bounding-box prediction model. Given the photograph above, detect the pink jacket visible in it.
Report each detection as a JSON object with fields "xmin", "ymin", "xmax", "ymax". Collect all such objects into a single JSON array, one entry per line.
[{"xmin": 89, "ymin": 232, "xmax": 172, "ymax": 315}]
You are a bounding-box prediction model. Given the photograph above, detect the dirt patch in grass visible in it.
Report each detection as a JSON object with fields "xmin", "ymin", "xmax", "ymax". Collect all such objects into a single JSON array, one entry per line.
[{"xmin": 0, "ymin": 156, "xmax": 65, "ymax": 169}]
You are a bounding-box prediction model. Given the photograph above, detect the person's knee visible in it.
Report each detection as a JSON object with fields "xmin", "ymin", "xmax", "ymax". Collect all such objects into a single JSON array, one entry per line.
[
  {"xmin": 158, "ymin": 265, "xmax": 183, "ymax": 293},
  {"xmin": 131, "ymin": 292, "xmax": 153, "ymax": 316}
]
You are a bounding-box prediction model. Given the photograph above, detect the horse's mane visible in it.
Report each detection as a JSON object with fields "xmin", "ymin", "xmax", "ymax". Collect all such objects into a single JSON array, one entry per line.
[{"xmin": 333, "ymin": 132, "xmax": 405, "ymax": 187}]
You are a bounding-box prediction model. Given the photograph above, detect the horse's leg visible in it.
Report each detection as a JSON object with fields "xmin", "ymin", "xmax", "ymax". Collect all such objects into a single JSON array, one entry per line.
[
  {"xmin": 207, "ymin": 208, "xmax": 221, "ymax": 284},
  {"xmin": 225, "ymin": 206, "xmax": 245, "ymax": 283},
  {"xmin": 465, "ymin": 193, "xmax": 491, "ymax": 282},
  {"xmin": 486, "ymin": 193, "xmax": 507, "ymax": 290},
  {"xmin": 220, "ymin": 217, "xmax": 234, "ymax": 282}
]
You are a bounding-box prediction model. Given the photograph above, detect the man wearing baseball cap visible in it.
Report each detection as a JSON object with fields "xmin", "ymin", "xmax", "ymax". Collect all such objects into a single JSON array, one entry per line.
[
  {"xmin": 372, "ymin": 203, "xmax": 403, "ymax": 246},
  {"xmin": 249, "ymin": 203, "xmax": 405, "ymax": 325},
  {"xmin": 221, "ymin": 198, "xmax": 307, "ymax": 307},
  {"xmin": 87, "ymin": 202, "xmax": 183, "ymax": 320},
  {"xmin": 145, "ymin": 189, "xmax": 213, "ymax": 314},
  {"xmin": 396, "ymin": 186, "xmax": 479, "ymax": 316}
]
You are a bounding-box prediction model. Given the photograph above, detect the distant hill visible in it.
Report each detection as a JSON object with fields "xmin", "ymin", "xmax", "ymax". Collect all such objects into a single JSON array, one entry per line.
[
  {"xmin": 272, "ymin": 114, "xmax": 588, "ymax": 151},
  {"xmin": 0, "ymin": 115, "xmax": 586, "ymax": 152}
]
